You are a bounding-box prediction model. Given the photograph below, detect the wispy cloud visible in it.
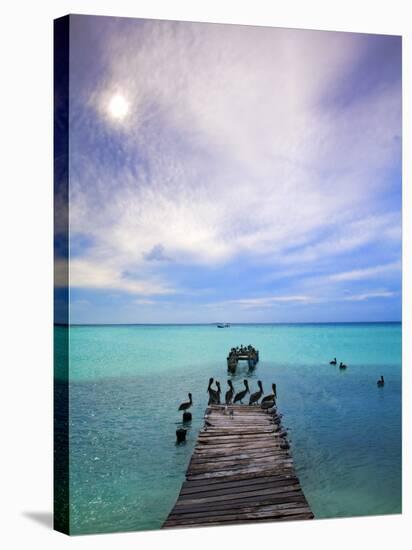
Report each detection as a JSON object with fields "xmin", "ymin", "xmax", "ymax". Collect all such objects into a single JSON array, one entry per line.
[
  {"xmin": 225, "ymin": 295, "xmax": 313, "ymax": 309},
  {"xmin": 328, "ymin": 261, "xmax": 401, "ymax": 282},
  {"xmin": 343, "ymin": 290, "xmax": 395, "ymax": 301}
]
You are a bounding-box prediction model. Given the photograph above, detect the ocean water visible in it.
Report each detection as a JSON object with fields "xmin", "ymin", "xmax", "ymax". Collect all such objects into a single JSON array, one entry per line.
[{"xmin": 54, "ymin": 323, "xmax": 402, "ymax": 534}]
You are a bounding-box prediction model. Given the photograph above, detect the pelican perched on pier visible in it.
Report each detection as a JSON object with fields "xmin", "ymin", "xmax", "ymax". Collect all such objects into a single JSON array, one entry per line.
[
  {"xmin": 207, "ymin": 378, "xmax": 220, "ymax": 405},
  {"xmin": 233, "ymin": 380, "xmax": 249, "ymax": 404},
  {"xmin": 261, "ymin": 399, "xmax": 275, "ymax": 412},
  {"xmin": 225, "ymin": 380, "xmax": 234, "ymax": 405},
  {"xmin": 262, "ymin": 383, "xmax": 277, "ymax": 405},
  {"xmin": 249, "ymin": 380, "xmax": 264, "ymax": 405},
  {"xmin": 215, "ymin": 381, "xmax": 222, "ymax": 404},
  {"xmin": 377, "ymin": 375, "xmax": 385, "ymax": 387},
  {"xmin": 178, "ymin": 393, "xmax": 192, "ymax": 412}
]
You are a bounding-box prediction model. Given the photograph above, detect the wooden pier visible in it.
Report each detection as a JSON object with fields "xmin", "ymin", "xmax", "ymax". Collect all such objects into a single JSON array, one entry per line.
[
  {"xmin": 163, "ymin": 404, "xmax": 313, "ymax": 528},
  {"xmin": 227, "ymin": 346, "xmax": 259, "ymax": 372}
]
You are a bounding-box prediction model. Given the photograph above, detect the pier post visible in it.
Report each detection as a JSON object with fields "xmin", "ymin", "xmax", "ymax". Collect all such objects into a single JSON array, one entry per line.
[
  {"xmin": 182, "ymin": 412, "xmax": 192, "ymax": 423},
  {"xmin": 176, "ymin": 428, "xmax": 187, "ymax": 444}
]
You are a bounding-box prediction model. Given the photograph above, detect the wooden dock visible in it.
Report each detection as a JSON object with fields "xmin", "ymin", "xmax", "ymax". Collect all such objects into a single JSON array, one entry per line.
[
  {"xmin": 163, "ymin": 404, "xmax": 313, "ymax": 528},
  {"xmin": 227, "ymin": 346, "xmax": 259, "ymax": 372}
]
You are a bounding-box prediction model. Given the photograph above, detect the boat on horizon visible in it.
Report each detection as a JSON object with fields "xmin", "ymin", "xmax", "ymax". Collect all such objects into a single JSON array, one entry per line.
[{"xmin": 217, "ymin": 323, "xmax": 230, "ymax": 328}]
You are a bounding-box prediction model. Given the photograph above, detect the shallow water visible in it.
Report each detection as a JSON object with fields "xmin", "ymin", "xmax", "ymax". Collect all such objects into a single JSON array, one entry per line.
[{"xmin": 55, "ymin": 323, "xmax": 401, "ymax": 534}]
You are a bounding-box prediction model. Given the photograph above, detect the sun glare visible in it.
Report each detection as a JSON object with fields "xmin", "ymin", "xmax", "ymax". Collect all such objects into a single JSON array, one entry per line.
[{"xmin": 108, "ymin": 94, "xmax": 129, "ymax": 120}]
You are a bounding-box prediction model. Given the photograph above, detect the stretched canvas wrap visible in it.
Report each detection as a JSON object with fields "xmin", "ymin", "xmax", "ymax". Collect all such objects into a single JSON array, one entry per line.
[{"xmin": 54, "ymin": 14, "xmax": 402, "ymax": 535}]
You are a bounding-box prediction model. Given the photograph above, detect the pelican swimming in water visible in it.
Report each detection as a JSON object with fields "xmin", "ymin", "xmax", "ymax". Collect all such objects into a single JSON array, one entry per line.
[
  {"xmin": 233, "ymin": 380, "xmax": 249, "ymax": 404},
  {"xmin": 249, "ymin": 380, "xmax": 264, "ymax": 405},
  {"xmin": 178, "ymin": 393, "xmax": 192, "ymax": 412},
  {"xmin": 262, "ymin": 383, "xmax": 277, "ymax": 404},
  {"xmin": 329, "ymin": 357, "xmax": 337, "ymax": 365},
  {"xmin": 339, "ymin": 362, "xmax": 347, "ymax": 370},
  {"xmin": 225, "ymin": 380, "xmax": 234, "ymax": 405},
  {"xmin": 377, "ymin": 375, "xmax": 385, "ymax": 387}
]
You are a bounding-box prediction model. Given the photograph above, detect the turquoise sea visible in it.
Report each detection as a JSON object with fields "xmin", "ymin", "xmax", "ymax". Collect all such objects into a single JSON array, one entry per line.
[{"xmin": 54, "ymin": 323, "xmax": 402, "ymax": 534}]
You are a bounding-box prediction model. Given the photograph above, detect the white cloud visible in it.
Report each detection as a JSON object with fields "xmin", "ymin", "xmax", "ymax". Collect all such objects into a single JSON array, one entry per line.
[
  {"xmin": 328, "ymin": 261, "xmax": 401, "ymax": 282},
  {"xmin": 206, "ymin": 294, "xmax": 314, "ymax": 310},
  {"xmin": 233, "ymin": 295, "xmax": 313, "ymax": 308},
  {"xmin": 68, "ymin": 19, "xmax": 401, "ymax": 296},
  {"xmin": 62, "ymin": 259, "xmax": 175, "ymax": 295},
  {"xmin": 343, "ymin": 290, "xmax": 395, "ymax": 301}
]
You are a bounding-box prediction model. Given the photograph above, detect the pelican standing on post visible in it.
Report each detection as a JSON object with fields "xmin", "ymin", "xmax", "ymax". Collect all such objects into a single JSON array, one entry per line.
[
  {"xmin": 233, "ymin": 380, "xmax": 250, "ymax": 404},
  {"xmin": 249, "ymin": 380, "xmax": 264, "ymax": 405},
  {"xmin": 178, "ymin": 393, "xmax": 192, "ymax": 412}
]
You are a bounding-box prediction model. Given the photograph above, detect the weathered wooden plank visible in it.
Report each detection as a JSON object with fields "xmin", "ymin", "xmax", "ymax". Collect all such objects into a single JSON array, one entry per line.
[
  {"xmin": 190, "ymin": 451, "xmax": 288, "ymax": 464},
  {"xmin": 196, "ymin": 441, "xmax": 286, "ymax": 450},
  {"xmin": 171, "ymin": 493, "xmax": 308, "ymax": 516},
  {"xmin": 175, "ymin": 485, "xmax": 302, "ymax": 507},
  {"xmin": 164, "ymin": 513, "xmax": 314, "ymax": 529},
  {"xmin": 165, "ymin": 506, "xmax": 313, "ymax": 527},
  {"xmin": 193, "ymin": 443, "xmax": 283, "ymax": 454},
  {"xmin": 177, "ymin": 483, "xmax": 303, "ymax": 503},
  {"xmin": 201, "ymin": 427, "xmax": 276, "ymax": 434},
  {"xmin": 169, "ymin": 498, "xmax": 309, "ymax": 518},
  {"xmin": 180, "ymin": 473, "xmax": 298, "ymax": 493},
  {"xmin": 188, "ymin": 458, "xmax": 294, "ymax": 474},
  {"xmin": 187, "ymin": 465, "xmax": 295, "ymax": 482}
]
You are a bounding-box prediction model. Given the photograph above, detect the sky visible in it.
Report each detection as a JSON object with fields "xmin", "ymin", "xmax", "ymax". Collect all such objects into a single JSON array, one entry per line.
[{"xmin": 56, "ymin": 15, "xmax": 402, "ymax": 324}]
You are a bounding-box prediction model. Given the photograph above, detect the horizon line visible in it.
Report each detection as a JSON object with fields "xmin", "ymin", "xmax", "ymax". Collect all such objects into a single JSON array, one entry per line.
[{"xmin": 55, "ymin": 320, "xmax": 402, "ymax": 327}]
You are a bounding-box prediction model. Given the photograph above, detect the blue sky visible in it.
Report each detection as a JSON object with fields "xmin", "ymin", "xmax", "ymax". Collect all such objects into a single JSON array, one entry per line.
[{"xmin": 58, "ymin": 16, "xmax": 402, "ymax": 324}]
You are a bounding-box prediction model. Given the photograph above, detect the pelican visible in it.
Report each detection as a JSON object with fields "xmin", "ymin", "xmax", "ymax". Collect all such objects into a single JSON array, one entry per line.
[
  {"xmin": 339, "ymin": 362, "xmax": 347, "ymax": 370},
  {"xmin": 377, "ymin": 375, "xmax": 385, "ymax": 387},
  {"xmin": 215, "ymin": 381, "xmax": 222, "ymax": 404},
  {"xmin": 262, "ymin": 383, "xmax": 277, "ymax": 404},
  {"xmin": 261, "ymin": 398, "xmax": 276, "ymax": 413},
  {"xmin": 233, "ymin": 380, "xmax": 249, "ymax": 404},
  {"xmin": 207, "ymin": 378, "xmax": 220, "ymax": 405},
  {"xmin": 249, "ymin": 380, "xmax": 264, "ymax": 405},
  {"xmin": 225, "ymin": 380, "xmax": 234, "ymax": 405},
  {"xmin": 178, "ymin": 393, "xmax": 192, "ymax": 412},
  {"xmin": 329, "ymin": 357, "xmax": 337, "ymax": 365}
]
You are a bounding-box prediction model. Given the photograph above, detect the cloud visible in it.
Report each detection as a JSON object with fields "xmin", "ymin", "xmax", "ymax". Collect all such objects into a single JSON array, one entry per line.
[
  {"xmin": 207, "ymin": 294, "xmax": 314, "ymax": 310},
  {"xmin": 56, "ymin": 259, "xmax": 175, "ymax": 295},
  {"xmin": 206, "ymin": 287, "xmax": 396, "ymax": 311},
  {"xmin": 328, "ymin": 261, "xmax": 401, "ymax": 282},
  {"xmin": 143, "ymin": 244, "xmax": 172, "ymax": 262},
  {"xmin": 232, "ymin": 295, "xmax": 313, "ymax": 308},
  {"xmin": 278, "ymin": 214, "xmax": 401, "ymax": 267},
  {"xmin": 343, "ymin": 290, "xmax": 395, "ymax": 301},
  {"xmin": 66, "ymin": 18, "xmax": 401, "ymax": 313}
]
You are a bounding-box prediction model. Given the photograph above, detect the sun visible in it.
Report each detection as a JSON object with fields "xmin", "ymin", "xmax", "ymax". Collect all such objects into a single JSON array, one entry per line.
[{"xmin": 108, "ymin": 94, "xmax": 130, "ymax": 120}]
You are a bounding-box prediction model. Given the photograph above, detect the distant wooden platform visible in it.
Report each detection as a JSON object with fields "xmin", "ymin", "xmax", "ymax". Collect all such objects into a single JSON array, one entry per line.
[
  {"xmin": 163, "ymin": 404, "xmax": 313, "ymax": 528},
  {"xmin": 227, "ymin": 347, "xmax": 259, "ymax": 372}
]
